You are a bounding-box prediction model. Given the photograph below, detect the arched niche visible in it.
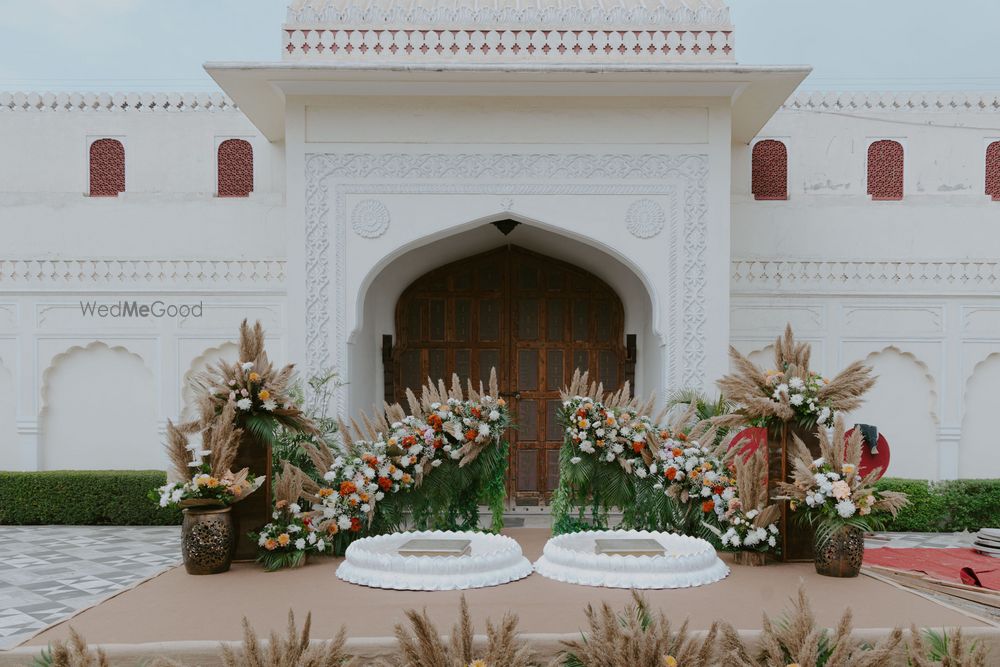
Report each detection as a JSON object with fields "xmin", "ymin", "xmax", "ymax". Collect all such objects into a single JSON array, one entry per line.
[
  {"xmin": 0, "ymin": 357, "xmax": 17, "ymax": 469},
  {"xmin": 850, "ymin": 346, "xmax": 938, "ymax": 479},
  {"xmin": 39, "ymin": 342, "xmax": 160, "ymax": 471},
  {"xmin": 959, "ymin": 353, "xmax": 1000, "ymax": 478}
]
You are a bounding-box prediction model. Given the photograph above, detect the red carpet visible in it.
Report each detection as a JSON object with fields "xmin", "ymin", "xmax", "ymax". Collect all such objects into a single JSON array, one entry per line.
[{"xmin": 864, "ymin": 547, "xmax": 1000, "ymax": 590}]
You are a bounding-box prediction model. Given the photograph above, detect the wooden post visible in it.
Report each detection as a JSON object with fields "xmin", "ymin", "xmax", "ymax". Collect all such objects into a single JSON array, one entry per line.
[
  {"xmin": 767, "ymin": 422, "xmax": 821, "ymax": 562},
  {"xmin": 230, "ymin": 431, "xmax": 272, "ymax": 561}
]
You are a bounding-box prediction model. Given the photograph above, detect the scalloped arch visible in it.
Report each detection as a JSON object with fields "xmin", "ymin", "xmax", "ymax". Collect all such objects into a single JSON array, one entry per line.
[{"xmin": 958, "ymin": 351, "xmax": 1000, "ymax": 477}]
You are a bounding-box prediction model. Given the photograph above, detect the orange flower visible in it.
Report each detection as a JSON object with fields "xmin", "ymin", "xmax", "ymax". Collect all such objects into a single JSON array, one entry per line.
[
  {"xmin": 264, "ymin": 538, "xmax": 277, "ymax": 551},
  {"xmin": 248, "ymin": 371, "xmax": 260, "ymax": 382},
  {"xmin": 665, "ymin": 467, "xmax": 678, "ymax": 481},
  {"xmin": 350, "ymin": 517, "xmax": 361, "ymax": 532},
  {"xmin": 277, "ymin": 533, "xmax": 290, "ymax": 546},
  {"xmin": 427, "ymin": 414, "xmax": 443, "ymax": 430},
  {"xmin": 317, "ymin": 488, "xmax": 334, "ymax": 498},
  {"xmin": 631, "ymin": 442, "xmax": 644, "ymax": 453},
  {"xmin": 465, "ymin": 429, "xmax": 477, "ymax": 441},
  {"xmin": 677, "ymin": 432, "xmax": 688, "ymax": 442},
  {"xmin": 671, "ymin": 447, "xmax": 682, "ymax": 457},
  {"xmin": 497, "ymin": 398, "xmax": 505, "ymax": 406},
  {"xmin": 326, "ymin": 523, "xmax": 339, "ymax": 535},
  {"xmin": 258, "ymin": 389, "xmax": 270, "ymax": 401},
  {"xmin": 377, "ymin": 477, "xmax": 392, "ymax": 491},
  {"xmin": 401, "ymin": 473, "xmax": 412, "ymax": 485},
  {"xmin": 339, "ymin": 481, "xmax": 357, "ymax": 496},
  {"xmin": 701, "ymin": 500, "xmax": 715, "ymax": 513}
]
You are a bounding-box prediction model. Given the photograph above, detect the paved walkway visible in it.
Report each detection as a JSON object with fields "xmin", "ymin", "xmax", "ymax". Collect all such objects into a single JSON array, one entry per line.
[
  {"xmin": 0, "ymin": 526, "xmax": 179, "ymax": 650},
  {"xmin": 0, "ymin": 526, "xmax": 982, "ymax": 651}
]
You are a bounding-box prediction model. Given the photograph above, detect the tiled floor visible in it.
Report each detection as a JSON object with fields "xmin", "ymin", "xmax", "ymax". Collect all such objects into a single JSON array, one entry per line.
[
  {"xmin": 0, "ymin": 526, "xmax": 984, "ymax": 651},
  {"xmin": 0, "ymin": 526, "xmax": 179, "ymax": 650}
]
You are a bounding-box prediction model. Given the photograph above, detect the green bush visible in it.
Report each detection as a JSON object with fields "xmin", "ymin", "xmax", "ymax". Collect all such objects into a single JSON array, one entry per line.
[
  {"xmin": 0, "ymin": 470, "xmax": 182, "ymax": 525},
  {"xmin": 876, "ymin": 477, "xmax": 1000, "ymax": 532}
]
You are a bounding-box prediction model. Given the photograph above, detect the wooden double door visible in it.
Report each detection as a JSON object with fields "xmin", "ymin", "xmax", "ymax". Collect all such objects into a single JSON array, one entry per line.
[{"xmin": 392, "ymin": 245, "xmax": 626, "ymax": 503}]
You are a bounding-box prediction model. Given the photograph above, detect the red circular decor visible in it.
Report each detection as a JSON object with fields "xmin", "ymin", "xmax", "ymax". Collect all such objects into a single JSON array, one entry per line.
[
  {"xmin": 845, "ymin": 427, "xmax": 890, "ymax": 479},
  {"xmin": 729, "ymin": 426, "xmax": 767, "ymax": 463}
]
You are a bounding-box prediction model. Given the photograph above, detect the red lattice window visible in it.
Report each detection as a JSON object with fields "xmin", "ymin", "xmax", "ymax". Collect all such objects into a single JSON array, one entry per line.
[
  {"xmin": 986, "ymin": 141, "xmax": 1000, "ymax": 201},
  {"xmin": 751, "ymin": 139, "xmax": 788, "ymax": 200},
  {"xmin": 867, "ymin": 140, "xmax": 904, "ymax": 200},
  {"xmin": 89, "ymin": 139, "xmax": 125, "ymax": 197},
  {"xmin": 217, "ymin": 139, "xmax": 253, "ymax": 197}
]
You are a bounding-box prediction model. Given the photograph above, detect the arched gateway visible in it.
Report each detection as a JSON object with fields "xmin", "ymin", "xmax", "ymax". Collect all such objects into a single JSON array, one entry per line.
[{"xmin": 392, "ymin": 245, "xmax": 629, "ymax": 502}]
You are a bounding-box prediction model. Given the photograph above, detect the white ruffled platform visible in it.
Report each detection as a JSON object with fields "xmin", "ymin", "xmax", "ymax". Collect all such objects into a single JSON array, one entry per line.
[
  {"xmin": 533, "ymin": 530, "xmax": 730, "ymax": 589},
  {"xmin": 335, "ymin": 530, "xmax": 533, "ymax": 591}
]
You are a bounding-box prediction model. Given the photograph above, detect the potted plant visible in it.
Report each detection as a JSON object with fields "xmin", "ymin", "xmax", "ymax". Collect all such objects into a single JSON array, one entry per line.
[
  {"xmin": 776, "ymin": 417, "xmax": 909, "ymax": 577},
  {"xmin": 152, "ymin": 401, "xmax": 263, "ymax": 574}
]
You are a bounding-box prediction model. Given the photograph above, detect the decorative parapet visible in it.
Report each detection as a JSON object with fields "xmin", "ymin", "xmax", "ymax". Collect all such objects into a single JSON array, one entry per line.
[
  {"xmin": 732, "ymin": 259, "xmax": 1000, "ymax": 294},
  {"xmin": 782, "ymin": 92, "xmax": 1000, "ymax": 113},
  {"xmin": 0, "ymin": 259, "xmax": 285, "ymax": 290},
  {"xmin": 0, "ymin": 92, "xmax": 237, "ymax": 113},
  {"xmin": 282, "ymin": 1, "xmax": 734, "ymax": 63}
]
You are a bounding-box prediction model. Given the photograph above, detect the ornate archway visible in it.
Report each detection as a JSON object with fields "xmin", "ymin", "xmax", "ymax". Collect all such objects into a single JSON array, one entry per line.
[{"xmin": 392, "ymin": 245, "xmax": 628, "ymax": 503}]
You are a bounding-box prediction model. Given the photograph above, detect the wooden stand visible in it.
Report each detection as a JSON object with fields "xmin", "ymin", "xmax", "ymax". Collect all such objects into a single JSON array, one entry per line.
[
  {"xmin": 767, "ymin": 422, "xmax": 821, "ymax": 562},
  {"xmin": 230, "ymin": 431, "xmax": 271, "ymax": 561}
]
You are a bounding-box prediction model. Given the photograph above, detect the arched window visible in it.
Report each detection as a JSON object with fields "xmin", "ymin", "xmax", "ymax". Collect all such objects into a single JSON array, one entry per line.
[
  {"xmin": 217, "ymin": 139, "xmax": 253, "ymax": 197},
  {"xmin": 89, "ymin": 138, "xmax": 125, "ymax": 197},
  {"xmin": 867, "ymin": 140, "xmax": 904, "ymax": 200},
  {"xmin": 751, "ymin": 139, "xmax": 788, "ymax": 200},
  {"xmin": 986, "ymin": 141, "xmax": 1000, "ymax": 201}
]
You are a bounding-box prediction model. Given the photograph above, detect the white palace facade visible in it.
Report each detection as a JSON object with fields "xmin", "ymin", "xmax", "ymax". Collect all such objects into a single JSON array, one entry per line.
[{"xmin": 1, "ymin": 0, "xmax": 999, "ymax": 491}]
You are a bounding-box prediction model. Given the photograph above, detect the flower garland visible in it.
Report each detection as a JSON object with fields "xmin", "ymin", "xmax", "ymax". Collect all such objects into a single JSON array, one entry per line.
[{"xmin": 307, "ymin": 392, "xmax": 512, "ymax": 542}]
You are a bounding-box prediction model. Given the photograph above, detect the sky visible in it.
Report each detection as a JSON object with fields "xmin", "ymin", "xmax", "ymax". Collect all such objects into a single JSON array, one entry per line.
[{"xmin": 0, "ymin": 0, "xmax": 998, "ymax": 92}]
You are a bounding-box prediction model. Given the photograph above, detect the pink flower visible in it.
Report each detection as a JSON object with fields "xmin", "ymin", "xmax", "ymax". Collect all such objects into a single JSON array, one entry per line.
[{"xmin": 831, "ymin": 480, "xmax": 851, "ymax": 500}]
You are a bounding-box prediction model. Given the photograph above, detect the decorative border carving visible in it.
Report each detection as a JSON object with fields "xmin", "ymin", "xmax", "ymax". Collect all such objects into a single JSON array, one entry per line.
[
  {"xmin": 283, "ymin": 28, "xmax": 733, "ymax": 61},
  {"xmin": 732, "ymin": 259, "xmax": 1000, "ymax": 294},
  {"xmin": 0, "ymin": 92, "xmax": 237, "ymax": 113},
  {"xmin": 304, "ymin": 152, "xmax": 709, "ymax": 413},
  {"xmin": 783, "ymin": 92, "xmax": 1000, "ymax": 113},
  {"xmin": 285, "ymin": 2, "xmax": 732, "ymax": 29},
  {"xmin": 0, "ymin": 259, "xmax": 285, "ymax": 289}
]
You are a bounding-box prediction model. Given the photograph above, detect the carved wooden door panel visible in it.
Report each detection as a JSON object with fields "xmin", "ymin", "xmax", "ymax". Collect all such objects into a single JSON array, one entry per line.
[{"xmin": 393, "ymin": 245, "xmax": 625, "ymax": 503}]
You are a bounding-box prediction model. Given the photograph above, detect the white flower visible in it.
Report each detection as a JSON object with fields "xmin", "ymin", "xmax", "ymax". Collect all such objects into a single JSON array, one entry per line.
[
  {"xmin": 489, "ymin": 410, "xmax": 500, "ymax": 421},
  {"xmin": 769, "ymin": 524, "xmax": 778, "ymax": 534},
  {"xmin": 768, "ymin": 536, "xmax": 777, "ymax": 547},
  {"xmin": 258, "ymin": 534, "xmax": 268, "ymax": 546},
  {"xmin": 332, "ymin": 456, "xmax": 345, "ymax": 469},
  {"xmin": 287, "ymin": 524, "xmax": 301, "ymax": 533},
  {"xmin": 323, "ymin": 470, "xmax": 337, "ymax": 482},
  {"xmin": 360, "ymin": 503, "xmax": 371, "ymax": 513},
  {"xmin": 289, "ymin": 503, "xmax": 301, "ymax": 514},
  {"xmin": 431, "ymin": 459, "xmax": 442, "ymax": 467},
  {"xmin": 731, "ymin": 534, "xmax": 741, "ymax": 547},
  {"xmin": 294, "ymin": 538, "xmax": 306, "ymax": 550},
  {"xmin": 818, "ymin": 407, "xmax": 831, "ymax": 423},
  {"xmin": 478, "ymin": 423, "xmax": 490, "ymax": 437},
  {"xmin": 788, "ymin": 376, "xmax": 805, "ymax": 390},
  {"xmin": 835, "ymin": 499, "xmax": 857, "ymax": 518},
  {"xmin": 241, "ymin": 362, "xmax": 254, "ymax": 371},
  {"xmin": 789, "ymin": 393, "xmax": 804, "ymax": 407},
  {"xmin": 307, "ymin": 532, "xmax": 317, "ymax": 544},
  {"xmin": 236, "ymin": 398, "xmax": 253, "ymax": 411},
  {"xmin": 375, "ymin": 491, "xmax": 385, "ymax": 501},
  {"xmin": 262, "ymin": 399, "xmax": 277, "ymax": 411},
  {"xmin": 634, "ymin": 467, "xmax": 647, "ymax": 479},
  {"xmin": 316, "ymin": 539, "xmax": 326, "ymax": 552},
  {"xmin": 338, "ymin": 516, "xmax": 352, "ymax": 529},
  {"xmin": 813, "ymin": 457, "xmax": 826, "ymax": 467}
]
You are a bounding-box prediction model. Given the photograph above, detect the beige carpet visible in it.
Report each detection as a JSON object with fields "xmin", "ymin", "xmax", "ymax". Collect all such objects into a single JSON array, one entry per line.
[{"xmin": 17, "ymin": 528, "xmax": 990, "ymax": 651}]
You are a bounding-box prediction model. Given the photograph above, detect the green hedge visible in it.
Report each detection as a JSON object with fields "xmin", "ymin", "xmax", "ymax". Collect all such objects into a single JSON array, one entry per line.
[
  {"xmin": 876, "ymin": 477, "xmax": 1000, "ymax": 532},
  {"xmin": 0, "ymin": 470, "xmax": 182, "ymax": 525}
]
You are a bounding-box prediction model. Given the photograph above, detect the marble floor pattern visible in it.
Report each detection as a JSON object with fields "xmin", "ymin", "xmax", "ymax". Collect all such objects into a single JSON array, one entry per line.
[
  {"xmin": 0, "ymin": 526, "xmax": 983, "ymax": 651},
  {"xmin": 0, "ymin": 526, "xmax": 180, "ymax": 650}
]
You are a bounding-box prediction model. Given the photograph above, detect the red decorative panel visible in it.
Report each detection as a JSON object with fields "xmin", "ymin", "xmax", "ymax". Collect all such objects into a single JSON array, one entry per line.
[
  {"xmin": 986, "ymin": 141, "xmax": 1000, "ymax": 201},
  {"xmin": 88, "ymin": 139, "xmax": 124, "ymax": 197},
  {"xmin": 867, "ymin": 140, "xmax": 904, "ymax": 200},
  {"xmin": 751, "ymin": 139, "xmax": 788, "ymax": 200},
  {"xmin": 217, "ymin": 139, "xmax": 253, "ymax": 197}
]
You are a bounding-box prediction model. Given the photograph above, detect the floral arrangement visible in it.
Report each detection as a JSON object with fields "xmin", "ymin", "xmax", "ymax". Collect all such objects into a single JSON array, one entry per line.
[
  {"xmin": 706, "ymin": 446, "xmax": 781, "ymax": 555},
  {"xmin": 152, "ymin": 400, "xmax": 262, "ymax": 509},
  {"xmin": 552, "ymin": 371, "xmax": 737, "ymax": 534},
  {"xmin": 716, "ymin": 324, "xmax": 875, "ymax": 430},
  {"xmin": 184, "ymin": 320, "xmax": 317, "ymax": 446},
  {"xmin": 267, "ymin": 371, "xmax": 512, "ymax": 557},
  {"xmin": 776, "ymin": 416, "xmax": 909, "ymax": 548},
  {"xmin": 251, "ymin": 464, "xmax": 329, "ymax": 571}
]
